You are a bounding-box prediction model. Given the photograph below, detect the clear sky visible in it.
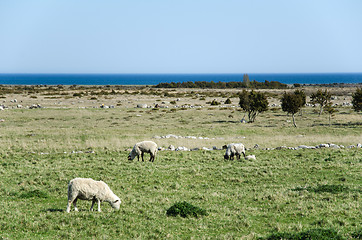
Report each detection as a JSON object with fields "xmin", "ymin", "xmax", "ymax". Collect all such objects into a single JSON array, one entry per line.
[{"xmin": 0, "ymin": 0, "xmax": 361, "ymax": 74}]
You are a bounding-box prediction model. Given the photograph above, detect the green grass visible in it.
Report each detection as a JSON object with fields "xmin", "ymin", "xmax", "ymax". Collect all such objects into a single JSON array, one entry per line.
[
  {"xmin": 0, "ymin": 91, "xmax": 361, "ymax": 239},
  {"xmin": 0, "ymin": 149, "xmax": 361, "ymax": 239}
]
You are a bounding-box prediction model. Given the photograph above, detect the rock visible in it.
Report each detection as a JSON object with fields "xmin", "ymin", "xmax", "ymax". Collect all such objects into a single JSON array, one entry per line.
[
  {"xmin": 329, "ymin": 144, "xmax": 340, "ymax": 149},
  {"xmin": 318, "ymin": 143, "xmax": 330, "ymax": 148},
  {"xmin": 168, "ymin": 145, "xmax": 175, "ymax": 151},
  {"xmin": 357, "ymin": 143, "xmax": 362, "ymax": 148},
  {"xmin": 137, "ymin": 104, "xmax": 148, "ymax": 108},
  {"xmin": 153, "ymin": 135, "xmax": 161, "ymax": 139},
  {"xmin": 175, "ymin": 146, "xmax": 189, "ymax": 151},
  {"xmin": 202, "ymin": 147, "xmax": 212, "ymax": 151},
  {"xmin": 253, "ymin": 144, "xmax": 259, "ymax": 149},
  {"xmin": 276, "ymin": 146, "xmax": 287, "ymax": 150},
  {"xmin": 245, "ymin": 155, "xmax": 256, "ymax": 160},
  {"xmin": 165, "ymin": 134, "xmax": 179, "ymax": 139},
  {"xmin": 298, "ymin": 145, "xmax": 315, "ymax": 149},
  {"xmin": 186, "ymin": 136, "xmax": 197, "ymax": 139}
]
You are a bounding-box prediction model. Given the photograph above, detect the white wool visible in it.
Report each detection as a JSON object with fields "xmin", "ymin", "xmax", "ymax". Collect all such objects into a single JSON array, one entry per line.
[
  {"xmin": 224, "ymin": 143, "xmax": 246, "ymax": 160},
  {"xmin": 66, "ymin": 178, "xmax": 120, "ymax": 213},
  {"xmin": 129, "ymin": 141, "xmax": 158, "ymax": 162}
]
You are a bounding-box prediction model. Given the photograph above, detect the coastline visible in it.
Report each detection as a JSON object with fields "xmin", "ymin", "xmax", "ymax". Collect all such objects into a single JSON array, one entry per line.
[{"xmin": 1, "ymin": 73, "xmax": 362, "ymax": 86}]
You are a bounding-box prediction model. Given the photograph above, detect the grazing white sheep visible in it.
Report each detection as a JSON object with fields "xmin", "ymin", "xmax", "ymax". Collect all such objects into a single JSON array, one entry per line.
[
  {"xmin": 128, "ymin": 141, "xmax": 158, "ymax": 162},
  {"xmin": 66, "ymin": 178, "xmax": 121, "ymax": 213},
  {"xmin": 224, "ymin": 143, "xmax": 246, "ymax": 160}
]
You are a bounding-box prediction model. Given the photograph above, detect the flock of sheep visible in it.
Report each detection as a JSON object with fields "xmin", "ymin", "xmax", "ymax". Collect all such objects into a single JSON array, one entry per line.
[{"xmin": 67, "ymin": 140, "xmax": 248, "ymax": 213}]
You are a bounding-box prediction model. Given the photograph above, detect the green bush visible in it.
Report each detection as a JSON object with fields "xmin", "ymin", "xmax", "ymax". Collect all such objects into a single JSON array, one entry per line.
[
  {"xmin": 224, "ymin": 98, "xmax": 232, "ymax": 104},
  {"xmin": 210, "ymin": 99, "xmax": 220, "ymax": 106},
  {"xmin": 166, "ymin": 201, "xmax": 208, "ymax": 218}
]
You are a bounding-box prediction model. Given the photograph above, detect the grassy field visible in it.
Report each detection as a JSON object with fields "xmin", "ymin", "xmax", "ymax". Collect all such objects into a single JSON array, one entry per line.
[{"xmin": 0, "ymin": 86, "xmax": 361, "ymax": 239}]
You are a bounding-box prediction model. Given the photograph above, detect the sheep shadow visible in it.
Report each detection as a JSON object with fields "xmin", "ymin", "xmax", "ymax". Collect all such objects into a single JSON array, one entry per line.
[
  {"xmin": 212, "ymin": 120, "xmax": 240, "ymax": 124},
  {"xmin": 43, "ymin": 208, "xmax": 65, "ymax": 213},
  {"xmin": 311, "ymin": 122, "xmax": 361, "ymax": 128}
]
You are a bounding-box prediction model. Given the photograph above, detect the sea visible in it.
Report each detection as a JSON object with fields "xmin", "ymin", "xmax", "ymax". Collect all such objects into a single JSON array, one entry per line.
[{"xmin": 0, "ymin": 73, "xmax": 361, "ymax": 85}]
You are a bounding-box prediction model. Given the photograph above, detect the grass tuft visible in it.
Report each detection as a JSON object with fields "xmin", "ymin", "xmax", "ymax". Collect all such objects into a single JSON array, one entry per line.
[
  {"xmin": 260, "ymin": 228, "xmax": 345, "ymax": 240},
  {"xmin": 19, "ymin": 189, "xmax": 49, "ymax": 199},
  {"xmin": 292, "ymin": 184, "xmax": 350, "ymax": 194},
  {"xmin": 166, "ymin": 201, "xmax": 208, "ymax": 218},
  {"xmin": 351, "ymin": 229, "xmax": 362, "ymax": 239}
]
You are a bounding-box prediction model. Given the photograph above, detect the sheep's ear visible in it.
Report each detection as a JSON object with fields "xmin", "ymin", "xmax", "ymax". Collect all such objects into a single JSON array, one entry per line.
[{"xmin": 114, "ymin": 199, "xmax": 119, "ymax": 203}]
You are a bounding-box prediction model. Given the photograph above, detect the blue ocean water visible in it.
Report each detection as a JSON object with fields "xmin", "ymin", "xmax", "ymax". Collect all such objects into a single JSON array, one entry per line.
[{"xmin": 0, "ymin": 73, "xmax": 361, "ymax": 85}]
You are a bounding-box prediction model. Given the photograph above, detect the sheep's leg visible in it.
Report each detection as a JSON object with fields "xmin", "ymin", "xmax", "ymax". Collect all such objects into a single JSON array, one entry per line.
[
  {"xmin": 141, "ymin": 152, "xmax": 144, "ymax": 162},
  {"xmin": 97, "ymin": 199, "xmax": 102, "ymax": 212},
  {"xmin": 90, "ymin": 199, "xmax": 96, "ymax": 211},
  {"xmin": 73, "ymin": 199, "xmax": 79, "ymax": 212},
  {"xmin": 236, "ymin": 154, "xmax": 240, "ymax": 160},
  {"xmin": 242, "ymin": 152, "xmax": 246, "ymax": 159},
  {"xmin": 66, "ymin": 200, "xmax": 73, "ymax": 213}
]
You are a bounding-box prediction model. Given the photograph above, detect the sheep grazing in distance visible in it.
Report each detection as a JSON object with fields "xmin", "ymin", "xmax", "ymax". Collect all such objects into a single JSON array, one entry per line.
[
  {"xmin": 224, "ymin": 143, "xmax": 246, "ymax": 160},
  {"xmin": 66, "ymin": 178, "xmax": 121, "ymax": 213},
  {"xmin": 128, "ymin": 141, "xmax": 158, "ymax": 162}
]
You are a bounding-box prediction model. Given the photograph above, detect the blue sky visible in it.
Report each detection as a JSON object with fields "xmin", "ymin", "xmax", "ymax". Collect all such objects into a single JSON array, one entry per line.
[{"xmin": 0, "ymin": 0, "xmax": 361, "ymax": 74}]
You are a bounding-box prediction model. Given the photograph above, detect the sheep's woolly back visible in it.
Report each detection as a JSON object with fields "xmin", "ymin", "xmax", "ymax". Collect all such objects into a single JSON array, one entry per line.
[
  {"xmin": 225, "ymin": 143, "xmax": 245, "ymax": 156},
  {"xmin": 68, "ymin": 178, "xmax": 119, "ymax": 203}
]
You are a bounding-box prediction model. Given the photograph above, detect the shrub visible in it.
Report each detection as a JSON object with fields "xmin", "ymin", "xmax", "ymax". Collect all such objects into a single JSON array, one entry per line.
[
  {"xmin": 310, "ymin": 89, "xmax": 332, "ymax": 115},
  {"xmin": 281, "ymin": 90, "xmax": 306, "ymax": 127},
  {"xmin": 210, "ymin": 99, "xmax": 220, "ymax": 106},
  {"xmin": 352, "ymin": 87, "xmax": 362, "ymax": 112},
  {"xmin": 239, "ymin": 90, "xmax": 268, "ymax": 122},
  {"xmin": 224, "ymin": 98, "xmax": 232, "ymax": 104},
  {"xmin": 166, "ymin": 201, "xmax": 208, "ymax": 218}
]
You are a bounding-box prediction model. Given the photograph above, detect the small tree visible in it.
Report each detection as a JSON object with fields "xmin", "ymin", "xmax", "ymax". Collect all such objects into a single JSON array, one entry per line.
[
  {"xmin": 239, "ymin": 90, "xmax": 268, "ymax": 123},
  {"xmin": 324, "ymin": 102, "xmax": 338, "ymax": 126},
  {"xmin": 295, "ymin": 89, "xmax": 306, "ymax": 116},
  {"xmin": 243, "ymin": 74, "xmax": 250, "ymax": 87},
  {"xmin": 281, "ymin": 90, "xmax": 305, "ymax": 127},
  {"xmin": 352, "ymin": 87, "xmax": 362, "ymax": 112},
  {"xmin": 310, "ymin": 89, "xmax": 332, "ymax": 115}
]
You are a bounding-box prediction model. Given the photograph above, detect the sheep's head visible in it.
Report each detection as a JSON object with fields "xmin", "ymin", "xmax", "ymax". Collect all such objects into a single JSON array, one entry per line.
[
  {"xmin": 110, "ymin": 198, "xmax": 121, "ymax": 210},
  {"xmin": 224, "ymin": 154, "xmax": 230, "ymax": 160},
  {"xmin": 128, "ymin": 149, "xmax": 136, "ymax": 160}
]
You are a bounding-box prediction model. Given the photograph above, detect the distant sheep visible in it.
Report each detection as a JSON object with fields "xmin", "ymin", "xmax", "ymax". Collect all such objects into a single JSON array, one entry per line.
[
  {"xmin": 224, "ymin": 143, "xmax": 246, "ymax": 160},
  {"xmin": 66, "ymin": 178, "xmax": 121, "ymax": 213},
  {"xmin": 128, "ymin": 141, "xmax": 158, "ymax": 162}
]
